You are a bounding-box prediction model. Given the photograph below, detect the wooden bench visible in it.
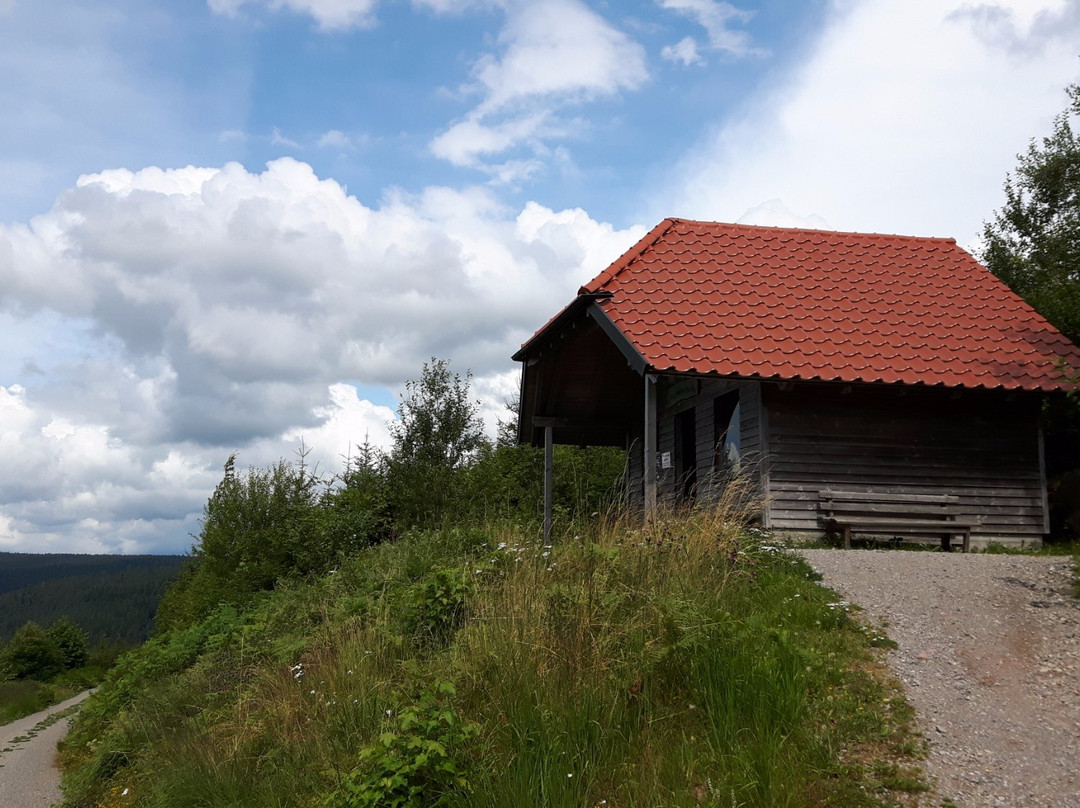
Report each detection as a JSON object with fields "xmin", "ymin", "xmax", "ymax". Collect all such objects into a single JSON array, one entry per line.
[{"xmin": 818, "ymin": 490, "xmax": 975, "ymax": 552}]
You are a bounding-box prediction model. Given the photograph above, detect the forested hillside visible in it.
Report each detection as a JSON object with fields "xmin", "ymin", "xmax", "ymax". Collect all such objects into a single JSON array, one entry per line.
[{"xmin": 0, "ymin": 554, "xmax": 184, "ymax": 644}]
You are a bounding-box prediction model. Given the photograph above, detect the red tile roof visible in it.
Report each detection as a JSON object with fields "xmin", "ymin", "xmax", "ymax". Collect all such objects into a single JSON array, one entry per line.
[{"xmin": 573, "ymin": 218, "xmax": 1080, "ymax": 392}]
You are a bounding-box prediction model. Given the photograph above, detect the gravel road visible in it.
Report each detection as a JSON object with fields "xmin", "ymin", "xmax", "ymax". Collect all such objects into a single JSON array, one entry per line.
[
  {"xmin": 798, "ymin": 550, "xmax": 1080, "ymax": 808},
  {"xmin": 0, "ymin": 690, "xmax": 92, "ymax": 808}
]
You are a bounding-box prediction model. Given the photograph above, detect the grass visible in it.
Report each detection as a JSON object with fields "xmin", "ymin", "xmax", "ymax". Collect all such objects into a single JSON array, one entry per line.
[
  {"xmin": 59, "ymin": 496, "xmax": 929, "ymax": 807},
  {"xmin": 0, "ymin": 680, "xmax": 84, "ymax": 726}
]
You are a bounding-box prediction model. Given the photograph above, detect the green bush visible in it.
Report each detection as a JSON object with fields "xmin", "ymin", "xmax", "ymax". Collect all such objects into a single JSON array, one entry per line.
[
  {"xmin": 405, "ymin": 567, "xmax": 470, "ymax": 646},
  {"xmin": 47, "ymin": 616, "xmax": 89, "ymax": 670},
  {"xmin": 0, "ymin": 621, "xmax": 63, "ymax": 680},
  {"xmin": 331, "ymin": 681, "xmax": 479, "ymax": 808}
]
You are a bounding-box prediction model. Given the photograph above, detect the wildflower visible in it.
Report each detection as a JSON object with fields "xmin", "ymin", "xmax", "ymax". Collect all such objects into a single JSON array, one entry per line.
[{"xmin": 567, "ymin": 773, "xmax": 574, "ymax": 778}]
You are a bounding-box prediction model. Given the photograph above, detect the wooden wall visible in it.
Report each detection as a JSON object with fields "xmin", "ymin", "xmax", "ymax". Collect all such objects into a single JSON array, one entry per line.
[
  {"xmin": 641, "ymin": 377, "xmax": 767, "ymax": 509},
  {"xmin": 762, "ymin": 383, "xmax": 1047, "ymax": 543}
]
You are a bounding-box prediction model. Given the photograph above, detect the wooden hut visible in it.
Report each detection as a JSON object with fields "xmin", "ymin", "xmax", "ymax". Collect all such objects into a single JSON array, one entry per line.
[{"xmin": 513, "ymin": 219, "xmax": 1080, "ymax": 547}]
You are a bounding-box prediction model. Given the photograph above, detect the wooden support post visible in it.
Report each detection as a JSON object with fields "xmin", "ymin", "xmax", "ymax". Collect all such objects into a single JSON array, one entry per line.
[
  {"xmin": 544, "ymin": 425, "xmax": 553, "ymax": 543},
  {"xmin": 644, "ymin": 374, "xmax": 657, "ymax": 514}
]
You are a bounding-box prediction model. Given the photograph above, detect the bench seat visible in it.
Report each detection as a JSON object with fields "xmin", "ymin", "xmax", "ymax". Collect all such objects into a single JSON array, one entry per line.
[{"xmin": 818, "ymin": 490, "xmax": 975, "ymax": 552}]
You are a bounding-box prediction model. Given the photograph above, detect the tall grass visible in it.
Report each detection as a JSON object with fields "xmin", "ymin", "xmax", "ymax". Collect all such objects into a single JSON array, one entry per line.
[{"xmin": 60, "ymin": 488, "xmax": 925, "ymax": 808}]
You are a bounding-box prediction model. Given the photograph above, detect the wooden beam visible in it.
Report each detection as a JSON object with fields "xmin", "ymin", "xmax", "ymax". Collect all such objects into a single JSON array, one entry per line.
[
  {"xmin": 644, "ymin": 374, "xmax": 657, "ymax": 514},
  {"xmin": 1038, "ymin": 421, "xmax": 1049, "ymax": 535},
  {"xmin": 544, "ymin": 425, "xmax": 553, "ymax": 543}
]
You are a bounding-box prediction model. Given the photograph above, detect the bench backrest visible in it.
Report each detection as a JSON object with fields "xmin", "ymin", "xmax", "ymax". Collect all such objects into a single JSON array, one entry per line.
[{"xmin": 819, "ymin": 490, "xmax": 961, "ymax": 518}]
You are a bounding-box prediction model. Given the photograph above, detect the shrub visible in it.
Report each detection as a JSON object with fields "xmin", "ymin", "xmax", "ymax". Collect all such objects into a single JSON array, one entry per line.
[
  {"xmin": 330, "ymin": 681, "xmax": 479, "ymax": 808},
  {"xmin": 0, "ymin": 621, "xmax": 63, "ymax": 680},
  {"xmin": 47, "ymin": 615, "xmax": 89, "ymax": 670}
]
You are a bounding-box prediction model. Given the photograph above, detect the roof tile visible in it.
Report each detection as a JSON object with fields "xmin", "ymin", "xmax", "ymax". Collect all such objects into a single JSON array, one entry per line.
[{"xmin": 571, "ymin": 218, "xmax": 1080, "ymax": 392}]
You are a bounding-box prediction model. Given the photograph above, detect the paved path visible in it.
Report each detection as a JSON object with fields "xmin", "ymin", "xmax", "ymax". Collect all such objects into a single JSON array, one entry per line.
[{"xmin": 0, "ymin": 690, "xmax": 93, "ymax": 808}]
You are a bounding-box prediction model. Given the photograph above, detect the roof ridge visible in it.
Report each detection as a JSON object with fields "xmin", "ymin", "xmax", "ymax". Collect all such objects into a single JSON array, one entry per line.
[
  {"xmin": 579, "ymin": 218, "xmax": 678, "ymax": 294},
  {"xmin": 673, "ymin": 218, "xmax": 958, "ymax": 244}
]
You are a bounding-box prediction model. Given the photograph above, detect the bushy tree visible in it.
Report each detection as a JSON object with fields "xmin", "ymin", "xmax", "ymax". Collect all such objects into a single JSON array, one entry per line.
[
  {"xmin": 981, "ymin": 82, "xmax": 1080, "ymax": 534},
  {"xmin": 0, "ymin": 621, "xmax": 63, "ymax": 680},
  {"xmin": 47, "ymin": 616, "xmax": 89, "ymax": 670},
  {"xmin": 386, "ymin": 359, "xmax": 488, "ymax": 527},
  {"xmin": 980, "ymin": 83, "xmax": 1080, "ymax": 345},
  {"xmin": 325, "ymin": 437, "xmax": 395, "ymax": 547}
]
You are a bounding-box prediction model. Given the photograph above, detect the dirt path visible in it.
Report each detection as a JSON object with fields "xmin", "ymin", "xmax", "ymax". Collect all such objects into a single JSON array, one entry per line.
[
  {"xmin": 0, "ymin": 690, "xmax": 93, "ymax": 808},
  {"xmin": 798, "ymin": 550, "xmax": 1080, "ymax": 807}
]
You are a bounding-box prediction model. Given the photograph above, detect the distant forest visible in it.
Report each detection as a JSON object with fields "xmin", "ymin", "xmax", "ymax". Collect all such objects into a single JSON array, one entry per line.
[{"xmin": 0, "ymin": 553, "xmax": 185, "ymax": 645}]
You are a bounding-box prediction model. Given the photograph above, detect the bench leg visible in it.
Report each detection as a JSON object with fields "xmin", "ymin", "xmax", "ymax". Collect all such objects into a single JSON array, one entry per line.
[{"xmin": 843, "ymin": 525, "xmax": 851, "ymax": 549}]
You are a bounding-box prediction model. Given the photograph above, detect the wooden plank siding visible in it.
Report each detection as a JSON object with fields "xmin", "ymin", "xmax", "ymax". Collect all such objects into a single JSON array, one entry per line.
[
  {"xmin": 653, "ymin": 377, "xmax": 766, "ymax": 507},
  {"xmin": 762, "ymin": 383, "xmax": 1047, "ymax": 543}
]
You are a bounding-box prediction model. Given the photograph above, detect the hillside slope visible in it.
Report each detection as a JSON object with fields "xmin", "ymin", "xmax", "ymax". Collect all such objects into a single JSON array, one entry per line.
[{"xmin": 59, "ymin": 514, "xmax": 928, "ymax": 808}]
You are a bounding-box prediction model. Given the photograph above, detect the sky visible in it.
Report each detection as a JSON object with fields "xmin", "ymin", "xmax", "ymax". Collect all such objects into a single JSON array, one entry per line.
[{"xmin": 1, "ymin": 0, "xmax": 1078, "ymax": 555}]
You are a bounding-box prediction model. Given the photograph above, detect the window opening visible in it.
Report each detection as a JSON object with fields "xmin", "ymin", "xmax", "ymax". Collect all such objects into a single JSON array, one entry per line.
[{"xmin": 713, "ymin": 392, "xmax": 741, "ymax": 470}]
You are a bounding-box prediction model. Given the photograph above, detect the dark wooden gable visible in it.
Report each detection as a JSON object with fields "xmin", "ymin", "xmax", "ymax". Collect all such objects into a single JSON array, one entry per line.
[{"xmin": 516, "ymin": 302, "xmax": 642, "ymax": 449}]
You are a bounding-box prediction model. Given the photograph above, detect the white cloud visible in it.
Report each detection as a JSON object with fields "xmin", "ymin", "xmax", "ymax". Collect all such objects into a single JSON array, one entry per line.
[
  {"xmin": 271, "ymin": 127, "xmax": 302, "ymax": 148},
  {"xmin": 412, "ymin": 0, "xmax": 502, "ymax": 13},
  {"xmin": 658, "ymin": 0, "xmax": 1080, "ymax": 247},
  {"xmin": 0, "ymin": 158, "xmax": 645, "ymax": 553},
  {"xmin": 317, "ymin": 129, "xmax": 352, "ymax": 149},
  {"xmin": 735, "ymin": 198, "xmax": 830, "ymax": 230},
  {"xmin": 472, "ymin": 0, "xmax": 648, "ymax": 113},
  {"xmin": 430, "ymin": 0, "xmax": 648, "ymax": 170},
  {"xmin": 207, "ymin": 0, "xmax": 379, "ymax": 30},
  {"xmin": 282, "ymin": 383, "xmax": 395, "ymax": 473},
  {"xmin": 430, "ymin": 112, "xmax": 554, "ymax": 167},
  {"xmin": 661, "ymin": 36, "xmax": 704, "ymax": 67},
  {"xmin": 658, "ymin": 0, "xmax": 759, "ymax": 60}
]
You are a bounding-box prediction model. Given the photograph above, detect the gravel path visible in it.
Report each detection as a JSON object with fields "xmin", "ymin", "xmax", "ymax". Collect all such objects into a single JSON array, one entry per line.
[
  {"xmin": 798, "ymin": 550, "xmax": 1080, "ymax": 808},
  {"xmin": 0, "ymin": 690, "xmax": 92, "ymax": 808}
]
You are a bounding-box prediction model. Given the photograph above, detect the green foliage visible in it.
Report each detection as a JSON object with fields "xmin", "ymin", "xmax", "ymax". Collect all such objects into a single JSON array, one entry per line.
[
  {"xmin": 0, "ymin": 554, "xmax": 183, "ymax": 646},
  {"xmin": 0, "ymin": 680, "xmax": 67, "ymax": 724},
  {"xmin": 331, "ymin": 681, "xmax": 480, "ymax": 808},
  {"xmin": 980, "ymin": 83, "xmax": 1080, "ymax": 346},
  {"xmin": 47, "ymin": 616, "xmax": 89, "ymax": 670},
  {"xmin": 386, "ymin": 358, "xmax": 487, "ymax": 527},
  {"xmin": 0, "ymin": 620, "xmax": 64, "ymax": 680},
  {"xmin": 405, "ymin": 567, "xmax": 470, "ymax": 646},
  {"xmin": 980, "ymin": 81, "xmax": 1080, "ymax": 518},
  {"xmin": 60, "ymin": 513, "xmax": 926, "ymax": 808},
  {"xmin": 156, "ymin": 449, "xmax": 392, "ymax": 631}
]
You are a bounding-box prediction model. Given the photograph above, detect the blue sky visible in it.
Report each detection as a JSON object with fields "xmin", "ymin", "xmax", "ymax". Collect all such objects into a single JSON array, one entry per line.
[{"xmin": 1, "ymin": 0, "xmax": 1079, "ymax": 554}]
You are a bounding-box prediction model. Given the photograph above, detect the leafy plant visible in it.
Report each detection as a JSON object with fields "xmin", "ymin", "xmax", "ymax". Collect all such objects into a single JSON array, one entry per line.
[
  {"xmin": 405, "ymin": 567, "xmax": 470, "ymax": 646},
  {"xmin": 331, "ymin": 681, "xmax": 479, "ymax": 808},
  {"xmin": 0, "ymin": 621, "xmax": 63, "ymax": 680}
]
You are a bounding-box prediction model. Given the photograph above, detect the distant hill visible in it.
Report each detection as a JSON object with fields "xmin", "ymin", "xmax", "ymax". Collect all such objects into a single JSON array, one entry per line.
[{"xmin": 0, "ymin": 553, "xmax": 186, "ymax": 645}]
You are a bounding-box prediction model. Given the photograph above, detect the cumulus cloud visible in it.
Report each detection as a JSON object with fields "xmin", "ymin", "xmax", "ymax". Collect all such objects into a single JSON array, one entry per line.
[
  {"xmin": 0, "ymin": 159, "xmax": 644, "ymax": 552},
  {"xmin": 657, "ymin": 0, "xmax": 760, "ymax": 61},
  {"xmin": 430, "ymin": 0, "xmax": 648, "ymax": 171},
  {"xmin": 207, "ymin": 0, "xmax": 379, "ymax": 30},
  {"xmin": 658, "ymin": 0, "xmax": 1080, "ymax": 246}
]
